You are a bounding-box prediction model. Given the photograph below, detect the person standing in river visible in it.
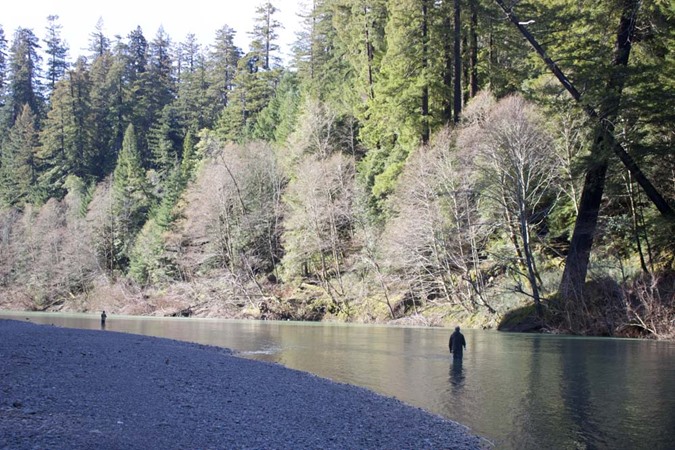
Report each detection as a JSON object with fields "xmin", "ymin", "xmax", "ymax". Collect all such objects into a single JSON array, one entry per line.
[
  {"xmin": 449, "ymin": 326, "xmax": 466, "ymax": 359},
  {"xmin": 100, "ymin": 311, "xmax": 107, "ymax": 329}
]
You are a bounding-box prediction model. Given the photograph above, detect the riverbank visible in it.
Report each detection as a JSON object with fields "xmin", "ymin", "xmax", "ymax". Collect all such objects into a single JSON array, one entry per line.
[{"xmin": 0, "ymin": 319, "xmax": 484, "ymax": 449}]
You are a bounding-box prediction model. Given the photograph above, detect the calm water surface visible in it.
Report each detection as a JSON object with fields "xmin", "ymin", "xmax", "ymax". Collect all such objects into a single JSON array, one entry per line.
[{"xmin": 2, "ymin": 312, "xmax": 674, "ymax": 449}]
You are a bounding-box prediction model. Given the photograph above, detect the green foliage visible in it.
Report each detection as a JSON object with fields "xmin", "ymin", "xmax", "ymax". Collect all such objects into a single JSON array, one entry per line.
[
  {"xmin": 217, "ymin": 56, "xmax": 281, "ymax": 141},
  {"xmin": 39, "ymin": 57, "xmax": 98, "ymax": 198},
  {"xmin": 251, "ymin": 72, "xmax": 301, "ymax": 143},
  {"xmin": 108, "ymin": 124, "xmax": 151, "ymax": 271},
  {"xmin": 148, "ymin": 104, "xmax": 183, "ymax": 174},
  {"xmin": 44, "ymin": 15, "xmax": 69, "ymax": 92},
  {"xmin": 0, "ymin": 104, "xmax": 41, "ymax": 206},
  {"xmin": 0, "ymin": 4, "xmax": 673, "ymax": 334},
  {"xmin": 128, "ymin": 217, "xmax": 177, "ymax": 285},
  {"xmin": 6, "ymin": 28, "xmax": 43, "ymax": 125},
  {"xmin": 180, "ymin": 129, "xmax": 198, "ymax": 182},
  {"xmin": 207, "ymin": 25, "xmax": 241, "ymax": 114}
]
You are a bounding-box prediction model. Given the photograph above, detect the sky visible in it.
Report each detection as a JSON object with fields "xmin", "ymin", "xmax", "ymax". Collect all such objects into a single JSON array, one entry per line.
[{"xmin": 2, "ymin": 0, "xmax": 304, "ymax": 61}]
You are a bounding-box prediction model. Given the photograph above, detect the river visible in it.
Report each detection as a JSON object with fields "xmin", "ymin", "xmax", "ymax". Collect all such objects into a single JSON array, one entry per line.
[{"xmin": 2, "ymin": 311, "xmax": 673, "ymax": 449}]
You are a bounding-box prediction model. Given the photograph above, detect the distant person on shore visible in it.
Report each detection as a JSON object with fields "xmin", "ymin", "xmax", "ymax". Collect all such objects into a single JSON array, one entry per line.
[
  {"xmin": 449, "ymin": 326, "xmax": 466, "ymax": 359},
  {"xmin": 101, "ymin": 311, "xmax": 107, "ymax": 329}
]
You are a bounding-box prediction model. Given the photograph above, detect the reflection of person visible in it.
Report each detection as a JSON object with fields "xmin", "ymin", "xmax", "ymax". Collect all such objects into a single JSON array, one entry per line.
[
  {"xmin": 100, "ymin": 311, "xmax": 107, "ymax": 329},
  {"xmin": 449, "ymin": 326, "xmax": 466, "ymax": 359},
  {"xmin": 450, "ymin": 357, "xmax": 464, "ymax": 389}
]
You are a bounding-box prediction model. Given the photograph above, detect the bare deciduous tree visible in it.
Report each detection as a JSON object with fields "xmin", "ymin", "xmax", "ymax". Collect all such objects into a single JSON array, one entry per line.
[
  {"xmin": 379, "ymin": 127, "xmax": 495, "ymax": 316},
  {"xmin": 170, "ymin": 139, "xmax": 285, "ymax": 309},
  {"xmin": 282, "ymin": 152, "xmax": 355, "ymax": 312},
  {"xmin": 464, "ymin": 94, "xmax": 559, "ymax": 318}
]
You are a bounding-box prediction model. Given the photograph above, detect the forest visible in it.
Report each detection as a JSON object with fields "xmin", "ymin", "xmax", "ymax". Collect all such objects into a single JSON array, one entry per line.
[{"xmin": 0, "ymin": 0, "xmax": 673, "ymax": 339}]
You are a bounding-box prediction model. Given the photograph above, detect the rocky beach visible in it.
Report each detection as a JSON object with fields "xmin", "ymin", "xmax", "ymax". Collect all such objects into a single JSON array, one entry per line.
[{"xmin": 0, "ymin": 319, "xmax": 483, "ymax": 449}]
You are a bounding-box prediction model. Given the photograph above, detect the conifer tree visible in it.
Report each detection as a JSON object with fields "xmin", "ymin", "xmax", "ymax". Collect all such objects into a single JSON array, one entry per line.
[
  {"xmin": 88, "ymin": 50, "xmax": 119, "ymax": 177},
  {"xmin": 294, "ymin": 0, "xmax": 338, "ymax": 95},
  {"xmin": 39, "ymin": 57, "xmax": 95, "ymax": 197},
  {"xmin": 0, "ymin": 26, "xmax": 7, "ymax": 95},
  {"xmin": 125, "ymin": 27, "xmax": 153, "ymax": 161},
  {"xmin": 7, "ymin": 28, "xmax": 43, "ymax": 125},
  {"xmin": 177, "ymin": 34, "xmax": 212, "ymax": 131},
  {"xmin": 216, "ymin": 3, "xmax": 283, "ymax": 141},
  {"xmin": 218, "ymin": 53, "xmax": 277, "ymax": 140},
  {"xmin": 0, "ymin": 26, "xmax": 8, "ymax": 129},
  {"xmin": 331, "ymin": 0, "xmax": 388, "ymax": 106},
  {"xmin": 88, "ymin": 18, "xmax": 110, "ymax": 59},
  {"xmin": 207, "ymin": 25, "xmax": 241, "ymax": 112},
  {"xmin": 146, "ymin": 27, "xmax": 175, "ymax": 128},
  {"xmin": 180, "ymin": 128, "xmax": 198, "ymax": 182},
  {"xmin": 44, "ymin": 15, "xmax": 69, "ymax": 94},
  {"xmin": 148, "ymin": 104, "xmax": 182, "ymax": 175},
  {"xmin": 110, "ymin": 124, "xmax": 151, "ymax": 269},
  {"xmin": 0, "ymin": 104, "xmax": 40, "ymax": 206},
  {"xmin": 251, "ymin": 71, "xmax": 300, "ymax": 142},
  {"xmin": 250, "ymin": 1, "xmax": 282, "ymax": 70},
  {"xmin": 358, "ymin": 0, "xmax": 445, "ymax": 206}
]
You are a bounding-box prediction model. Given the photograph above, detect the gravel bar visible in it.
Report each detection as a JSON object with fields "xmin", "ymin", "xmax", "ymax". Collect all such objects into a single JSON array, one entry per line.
[{"xmin": 0, "ymin": 319, "xmax": 483, "ymax": 449}]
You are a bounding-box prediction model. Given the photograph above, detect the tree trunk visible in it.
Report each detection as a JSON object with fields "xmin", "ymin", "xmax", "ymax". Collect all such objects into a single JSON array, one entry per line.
[
  {"xmin": 559, "ymin": 158, "xmax": 608, "ymax": 300},
  {"xmin": 521, "ymin": 205, "xmax": 543, "ymax": 318},
  {"xmin": 469, "ymin": 0, "xmax": 478, "ymax": 98},
  {"xmin": 559, "ymin": 0, "xmax": 640, "ymax": 301},
  {"xmin": 443, "ymin": 14, "xmax": 453, "ymax": 122},
  {"xmin": 492, "ymin": 0, "xmax": 673, "ymax": 303},
  {"xmin": 493, "ymin": 0, "xmax": 673, "ymax": 219},
  {"xmin": 421, "ymin": 0, "xmax": 430, "ymax": 143},
  {"xmin": 453, "ymin": 0, "xmax": 462, "ymax": 123},
  {"xmin": 363, "ymin": 5, "xmax": 375, "ymax": 101}
]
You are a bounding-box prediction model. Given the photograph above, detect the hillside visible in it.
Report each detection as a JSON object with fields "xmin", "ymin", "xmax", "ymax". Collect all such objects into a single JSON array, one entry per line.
[{"xmin": 0, "ymin": 0, "xmax": 673, "ymax": 338}]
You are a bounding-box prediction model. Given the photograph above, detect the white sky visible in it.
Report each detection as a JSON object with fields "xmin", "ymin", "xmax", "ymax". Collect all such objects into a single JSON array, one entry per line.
[{"xmin": 2, "ymin": 0, "xmax": 304, "ymax": 61}]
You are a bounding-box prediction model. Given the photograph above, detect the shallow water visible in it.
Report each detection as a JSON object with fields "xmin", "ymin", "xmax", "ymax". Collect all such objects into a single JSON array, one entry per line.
[{"xmin": 2, "ymin": 311, "xmax": 674, "ymax": 449}]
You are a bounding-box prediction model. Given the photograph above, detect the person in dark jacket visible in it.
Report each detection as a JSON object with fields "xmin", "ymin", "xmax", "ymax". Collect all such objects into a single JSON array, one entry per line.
[{"xmin": 449, "ymin": 326, "xmax": 466, "ymax": 359}]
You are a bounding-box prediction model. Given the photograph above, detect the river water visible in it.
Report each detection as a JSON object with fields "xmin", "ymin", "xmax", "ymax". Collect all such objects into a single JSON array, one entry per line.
[{"xmin": 2, "ymin": 312, "xmax": 674, "ymax": 449}]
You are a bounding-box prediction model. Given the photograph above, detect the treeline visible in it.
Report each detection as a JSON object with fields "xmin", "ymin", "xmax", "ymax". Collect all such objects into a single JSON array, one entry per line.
[{"xmin": 0, "ymin": 1, "xmax": 673, "ymax": 338}]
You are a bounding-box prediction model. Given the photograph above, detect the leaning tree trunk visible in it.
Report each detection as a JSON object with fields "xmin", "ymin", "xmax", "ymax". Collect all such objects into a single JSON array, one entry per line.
[
  {"xmin": 494, "ymin": 0, "xmax": 672, "ymax": 218},
  {"xmin": 493, "ymin": 0, "xmax": 673, "ymax": 304},
  {"xmin": 559, "ymin": 0, "xmax": 640, "ymax": 301}
]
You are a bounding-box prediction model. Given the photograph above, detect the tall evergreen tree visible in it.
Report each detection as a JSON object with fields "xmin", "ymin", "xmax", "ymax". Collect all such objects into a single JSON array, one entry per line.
[
  {"xmin": 145, "ymin": 26, "xmax": 176, "ymax": 161},
  {"xmin": 125, "ymin": 26, "xmax": 153, "ymax": 160},
  {"xmin": 177, "ymin": 34, "xmax": 211, "ymax": 131},
  {"xmin": 217, "ymin": 52, "xmax": 277, "ymax": 140},
  {"xmin": 331, "ymin": 0, "xmax": 388, "ymax": 116},
  {"xmin": 293, "ymin": 0, "xmax": 351, "ymax": 103},
  {"xmin": 0, "ymin": 104, "xmax": 40, "ymax": 206},
  {"xmin": 218, "ymin": 6, "xmax": 283, "ymax": 141},
  {"xmin": 39, "ymin": 57, "xmax": 95, "ymax": 197},
  {"xmin": 250, "ymin": 1, "xmax": 282, "ymax": 70},
  {"xmin": 148, "ymin": 104, "xmax": 183, "ymax": 175},
  {"xmin": 207, "ymin": 25, "xmax": 241, "ymax": 112},
  {"xmin": 358, "ymin": 0, "xmax": 446, "ymax": 205},
  {"xmin": 7, "ymin": 28, "xmax": 43, "ymax": 125},
  {"xmin": 0, "ymin": 26, "xmax": 8, "ymax": 102},
  {"xmin": 110, "ymin": 123, "xmax": 151, "ymax": 270},
  {"xmin": 88, "ymin": 18, "xmax": 110, "ymax": 59},
  {"xmin": 0, "ymin": 26, "xmax": 8, "ymax": 130},
  {"xmin": 44, "ymin": 15, "xmax": 69, "ymax": 94},
  {"xmin": 88, "ymin": 50, "xmax": 119, "ymax": 177}
]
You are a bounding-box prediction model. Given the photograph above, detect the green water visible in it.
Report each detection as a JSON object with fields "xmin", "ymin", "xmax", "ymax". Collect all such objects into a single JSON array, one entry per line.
[{"xmin": 2, "ymin": 311, "xmax": 674, "ymax": 449}]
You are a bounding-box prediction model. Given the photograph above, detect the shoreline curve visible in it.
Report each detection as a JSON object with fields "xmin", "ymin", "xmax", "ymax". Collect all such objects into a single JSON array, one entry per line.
[{"xmin": 1, "ymin": 319, "xmax": 483, "ymax": 449}]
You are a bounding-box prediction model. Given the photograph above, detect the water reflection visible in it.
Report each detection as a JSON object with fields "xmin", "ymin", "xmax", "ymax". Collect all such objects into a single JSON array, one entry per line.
[
  {"xmin": 560, "ymin": 339, "xmax": 602, "ymax": 448},
  {"xmin": 449, "ymin": 358, "xmax": 465, "ymax": 390},
  {"xmin": 1, "ymin": 311, "xmax": 674, "ymax": 450}
]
